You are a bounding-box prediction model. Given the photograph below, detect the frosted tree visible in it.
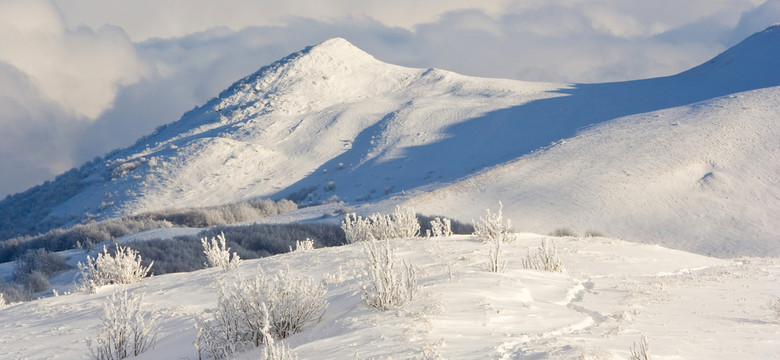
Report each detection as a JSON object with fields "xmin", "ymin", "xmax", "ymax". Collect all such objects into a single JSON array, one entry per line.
[
  {"xmin": 78, "ymin": 244, "xmax": 153, "ymax": 293},
  {"xmin": 87, "ymin": 289, "xmax": 159, "ymax": 360},
  {"xmin": 201, "ymin": 232, "xmax": 242, "ymax": 270},
  {"xmin": 0, "ymin": 293, "xmax": 7, "ymax": 310}
]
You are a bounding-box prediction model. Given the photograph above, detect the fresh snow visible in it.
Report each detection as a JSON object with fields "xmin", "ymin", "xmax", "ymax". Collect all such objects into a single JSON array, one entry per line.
[
  {"xmin": 1, "ymin": 26, "xmax": 779, "ymax": 360},
  {"xmin": 1, "ymin": 234, "xmax": 778, "ymax": 359}
]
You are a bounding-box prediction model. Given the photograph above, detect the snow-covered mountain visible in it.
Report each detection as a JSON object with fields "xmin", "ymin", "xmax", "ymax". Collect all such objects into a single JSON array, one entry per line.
[{"xmin": 2, "ymin": 27, "xmax": 779, "ymax": 256}]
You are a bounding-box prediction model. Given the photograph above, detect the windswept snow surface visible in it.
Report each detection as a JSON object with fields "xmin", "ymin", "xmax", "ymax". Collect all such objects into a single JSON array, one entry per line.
[{"xmin": 0, "ymin": 235, "xmax": 777, "ymax": 359}]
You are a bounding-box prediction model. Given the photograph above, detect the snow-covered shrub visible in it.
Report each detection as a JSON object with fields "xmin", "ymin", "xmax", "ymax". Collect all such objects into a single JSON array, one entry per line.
[
  {"xmin": 629, "ymin": 335, "xmax": 650, "ymax": 360},
  {"xmin": 584, "ymin": 229, "xmax": 604, "ymax": 237},
  {"xmin": 341, "ymin": 206, "xmax": 420, "ymax": 243},
  {"xmin": 0, "ymin": 293, "xmax": 7, "ymax": 310},
  {"xmin": 78, "ymin": 244, "xmax": 153, "ymax": 292},
  {"xmin": 361, "ymin": 239, "xmax": 417, "ymax": 311},
  {"xmin": 392, "ymin": 206, "xmax": 420, "ymax": 238},
  {"xmin": 87, "ymin": 289, "xmax": 159, "ymax": 360},
  {"xmin": 289, "ymin": 238, "xmax": 314, "ymax": 252},
  {"xmin": 550, "ymin": 227, "xmax": 577, "ymax": 237},
  {"xmin": 473, "ymin": 202, "xmax": 516, "ymax": 244},
  {"xmin": 258, "ymin": 303, "xmax": 299, "ymax": 360},
  {"xmin": 342, "ymin": 213, "xmax": 375, "ymax": 243},
  {"xmin": 196, "ymin": 268, "xmax": 326, "ymax": 358},
  {"xmin": 522, "ymin": 239, "xmax": 565, "ymax": 273},
  {"xmin": 487, "ymin": 232, "xmax": 505, "ymax": 273},
  {"xmin": 201, "ymin": 232, "xmax": 242, "ymax": 270},
  {"xmin": 767, "ymin": 295, "xmax": 780, "ymax": 321},
  {"xmin": 417, "ymin": 214, "xmax": 474, "ymax": 235},
  {"xmin": 429, "ymin": 217, "xmax": 453, "ymax": 238}
]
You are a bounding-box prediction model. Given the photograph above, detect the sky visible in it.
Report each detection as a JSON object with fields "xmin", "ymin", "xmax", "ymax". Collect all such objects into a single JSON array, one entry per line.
[{"xmin": 0, "ymin": 0, "xmax": 778, "ymax": 198}]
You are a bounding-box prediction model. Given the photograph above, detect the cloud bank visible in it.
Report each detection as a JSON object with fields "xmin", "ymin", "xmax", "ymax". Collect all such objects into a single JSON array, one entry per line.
[{"xmin": 1, "ymin": 0, "xmax": 779, "ymax": 197}]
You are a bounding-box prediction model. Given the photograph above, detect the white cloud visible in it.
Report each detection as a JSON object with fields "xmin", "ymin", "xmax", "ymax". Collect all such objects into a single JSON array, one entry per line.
[{"xmin": 0, "ymin": 0, "xmax": 148, "ymax": 119}]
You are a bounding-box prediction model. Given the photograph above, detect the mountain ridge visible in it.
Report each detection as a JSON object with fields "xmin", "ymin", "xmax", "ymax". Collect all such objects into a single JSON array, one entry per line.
[{"xmin": 1, "ymin": 28, "xmax": 778, "ymax": 256}]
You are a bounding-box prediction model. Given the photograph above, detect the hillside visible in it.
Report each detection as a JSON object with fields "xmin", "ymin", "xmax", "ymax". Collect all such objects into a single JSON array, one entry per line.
[
  {"xmin": 1, "ymin": 233, "xmax": 777, "ymax": 359},
  {"xmin": 1, "ymin": 27, "xmax": 779, "ymax": 257}
]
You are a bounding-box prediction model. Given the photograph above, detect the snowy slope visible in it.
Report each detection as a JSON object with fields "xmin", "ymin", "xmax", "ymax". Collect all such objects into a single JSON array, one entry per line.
[
  {"xmin": 1, "ymin": 27, "xmax": 779, "ymax": 257},
  {"xmin": 1, "ymin": 234, "xmax": 778, "ymax": 359}
]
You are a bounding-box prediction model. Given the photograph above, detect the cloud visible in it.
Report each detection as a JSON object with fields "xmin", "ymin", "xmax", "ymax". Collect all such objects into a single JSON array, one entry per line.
[
  {"xmin": 2, "ymin": 0, "xmax": 780, "ymax": 198},
  {"xmin": 0, "ymin": 0, "xmax": 148, "ymax": 119}
]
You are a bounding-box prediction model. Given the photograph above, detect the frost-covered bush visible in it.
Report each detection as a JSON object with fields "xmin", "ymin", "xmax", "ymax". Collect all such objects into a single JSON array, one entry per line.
[
  {"xmin": 0, "ymin": 293, "xmax": 7, "ymax": 310},
  {"xmin": 289, "ymin": 238, "xmax": 314, "ymax": 252},
  {"xmin": 196, "ymin": 268, "xmax": 326, "ymax": 358},
  {"xmin": 487, "ymin": 233, "xmax": 505, "ymax": 273},
  {"xmin": 0, "ymin": 278, "xmax": 31, "ymax": 302},
  {"xmin": 629, "ymin": 335, "xmax": 650, "ymax": 360},
  {"xmin": 391, "ymin": 206, "xmax": 420, "ymax": 238},
  {"xmin": 258, "ymin": 303, "xmax": 299, "ymax": 360},
  {"xmin": 342, "ymin": 214, "xmax": 375, "ymax": 243},
  {"xmin": 78, "ymin": 244, "xmax": 153, "ymax": 292},
  {"xmin": 473, "ymin": 202, "xmax": 516, "ymax": 244},
  {"xmin": 417, "ymin": 214, "xmax": 474, "ymax": 235},
  {"xmin": 429, "ymin": 217, "xmax": 453, "ymax": 238},
  {"xmin": 201, "ymin": 232, "xmax": 242, "ymax": 270},
  {"xmin": 767, "ymin": 295, "xmax": 780, "ymax": 321},
  {"xmin": 14, "ymin": 248, "xmax": 72, "ymax": 277},
  {"xmin": 341, "ymin": 206, "xmax": 420, "ymax": 243},
  {"xmin": 522, "ymin": 239, "xmax": 564, "ymax": 273},
  {"xmin": 550, "ymin": 227, "xmax": 577, "ymax": 237},
  {"xmin": 87, "ymin": 289, "xmax": 159, "ymax": 360},
  {"xmin": 361, "ymin": 239, "xmax": 417, "ymax": 311},
  {"xmin": 0, "ymin": 198, "xmax": 297, "ymax": 263}
]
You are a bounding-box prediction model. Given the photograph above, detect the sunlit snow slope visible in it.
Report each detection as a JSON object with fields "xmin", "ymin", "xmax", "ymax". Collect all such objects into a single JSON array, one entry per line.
[{"xmin": 1, "ymin": 27, "xmax": 778, "ymax": 256}]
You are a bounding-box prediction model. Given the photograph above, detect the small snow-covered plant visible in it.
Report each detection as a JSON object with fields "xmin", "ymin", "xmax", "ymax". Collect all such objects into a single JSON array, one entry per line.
[
  {"xmin": 259, "ymin": 302, "xmax": 299, "ymax": 360},
  {"xmin": 473, "ymin": 202, "xmax": 516, "ymax": 244},
  {"xmin": 201, "ymin": 232, "xmax": 242, "ymax": 270},
  {"xmin": 78, "ymin": 244, "xmax": 153, "ymax": 292},
  {"xmin": 196, "ymin": 268, "xmax": 326, "ymax": 358},
  {"xmin": 0, "ymin": 293, "xmax": 7, "ymax": 310},
  {"xmin": 487, "ymin": 231, "xmax": 505, "ymax": 273},
  {"xmin": 391, "ymin": 206, "xmax": 420, "ymax": 238},
  {"xmin": 289, "ymin": 238, "xmax": 315, "ymax": 252},
  {"xmin": 430, "ymin": 217, "xmax": 452, "ymax": 238},
  {"xmin": 361, "ymin": 239, "xmax": 417, "ymax": 311},
  {"xmin": 522, "ymin": 239, "xmax": 565, "ymax": 273},
  {"xmin": 342, "ymin": 213, "xmax": 375, "ymax": 243},
  {"xmin": 767, "ymin": 295, "xmax": 780, "ymax": 321},
  {"xmin": 87, "ymin": 289, "xmax": 159, "ymax": 360},
  {"xmin": 629, "ymin": 335, "xmax": 650, "ymax": 360}
]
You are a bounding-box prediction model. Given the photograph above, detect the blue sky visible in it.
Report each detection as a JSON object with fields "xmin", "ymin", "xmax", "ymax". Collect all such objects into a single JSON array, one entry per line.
[{"xmin": 1, "ymin": 0, "xmax": 778, "ymax": 198}]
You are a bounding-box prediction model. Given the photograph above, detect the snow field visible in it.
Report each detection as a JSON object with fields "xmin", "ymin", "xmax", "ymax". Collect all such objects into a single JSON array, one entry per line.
[{"xmin": 0, "ymin": 233, "xmax": 777, "ymax": 359}]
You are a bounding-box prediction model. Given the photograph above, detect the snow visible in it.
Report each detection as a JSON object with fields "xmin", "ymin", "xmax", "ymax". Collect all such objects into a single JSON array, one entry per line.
[
  {"xmin": 1, "ymin": 27, "xmax": 779, "ymax": 360},
  {"xmin": 1, "ymin": 234, "xmax": 777, "ymax": 359},
  {"xmin": 4, "ymin": 28, "xmax": 777, "ymax": 258}
]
